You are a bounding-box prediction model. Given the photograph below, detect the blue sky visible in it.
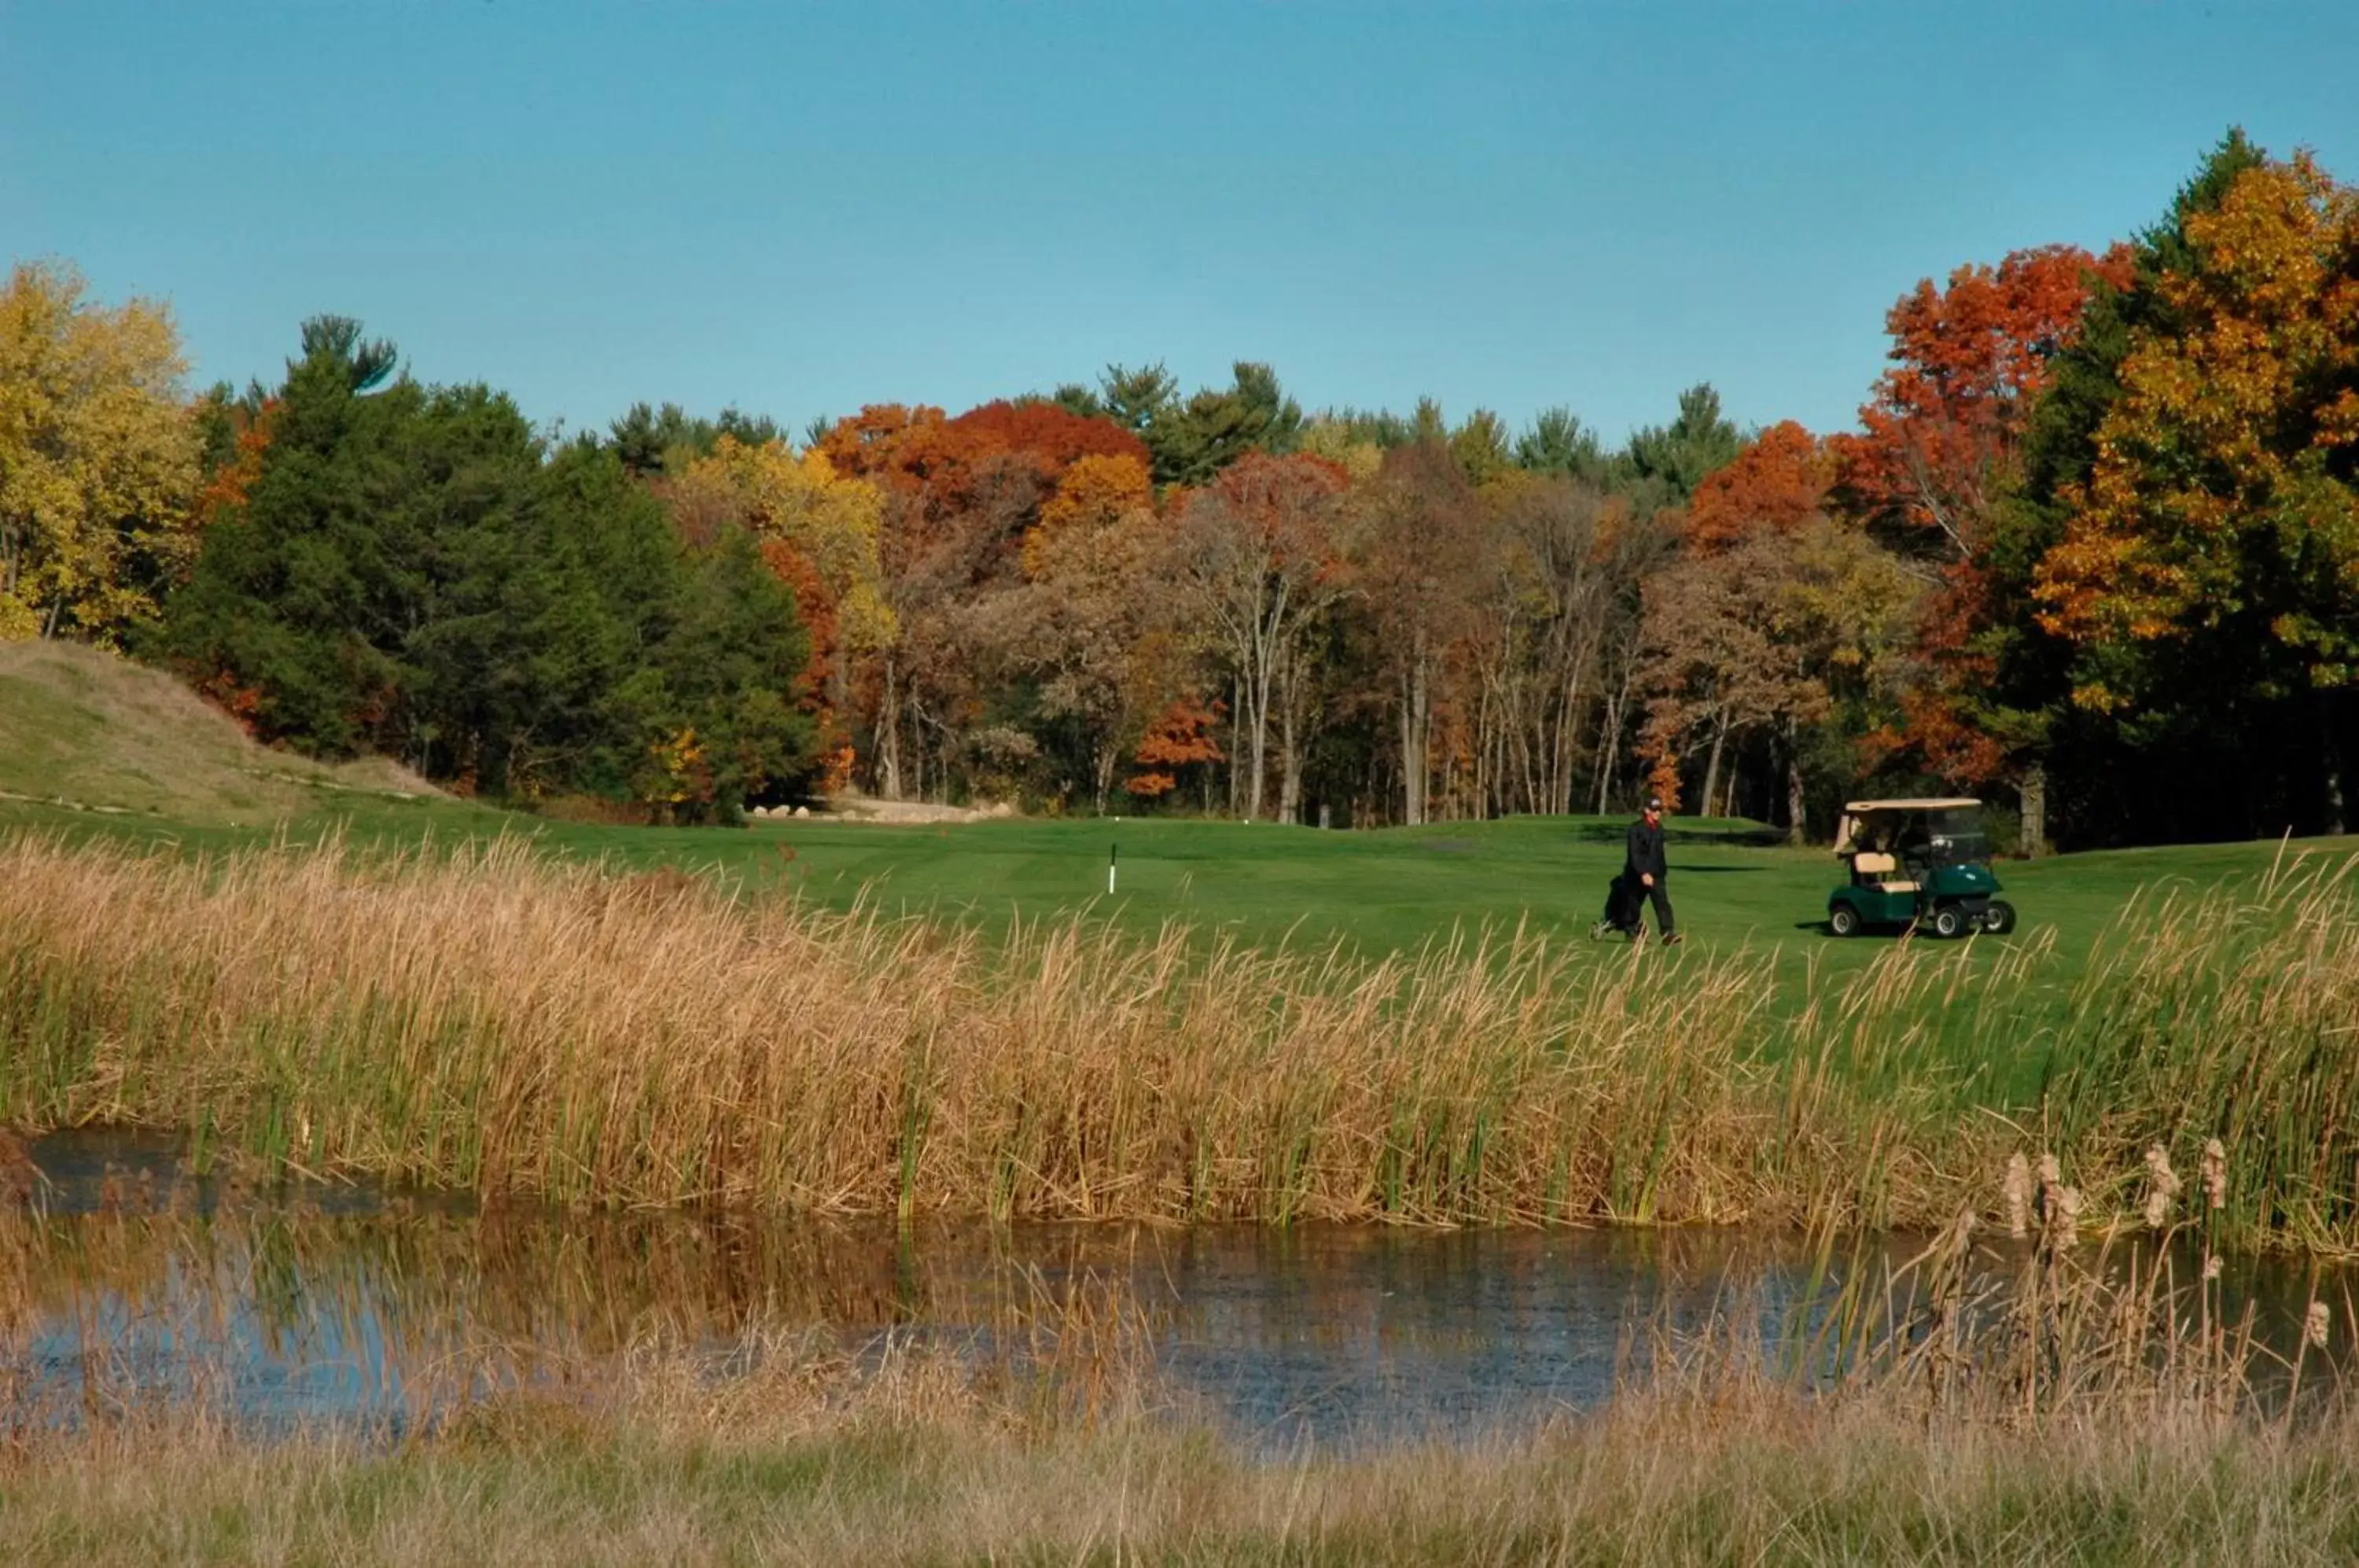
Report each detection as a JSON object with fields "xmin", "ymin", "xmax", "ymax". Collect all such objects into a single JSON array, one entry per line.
[{"xmin": 6, "ymin": 2, "xmax": 2356, "ymax": 447}]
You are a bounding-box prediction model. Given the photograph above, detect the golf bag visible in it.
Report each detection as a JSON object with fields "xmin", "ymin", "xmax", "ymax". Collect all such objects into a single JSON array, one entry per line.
[{"xmin": 1598, "ymin": 870, "xmax": 1646, "ymax": 938}]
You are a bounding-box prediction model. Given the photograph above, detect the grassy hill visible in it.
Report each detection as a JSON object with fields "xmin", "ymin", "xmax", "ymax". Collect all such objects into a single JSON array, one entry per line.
[{"xmin": 0, "ymin": 640, "xmax": 458, "ymax": 829}]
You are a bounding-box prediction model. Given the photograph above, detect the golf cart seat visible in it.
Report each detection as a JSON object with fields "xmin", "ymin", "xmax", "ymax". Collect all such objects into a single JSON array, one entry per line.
[{"xmin": 1850, "ymin": 852, "xmax": 1918, "ymax": 894}]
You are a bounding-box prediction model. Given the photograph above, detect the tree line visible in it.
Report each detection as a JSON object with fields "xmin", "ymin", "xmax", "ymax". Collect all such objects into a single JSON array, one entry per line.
[{"xmin": 4, "ymin": 131, "xmax": 2353, "ymax": 846}]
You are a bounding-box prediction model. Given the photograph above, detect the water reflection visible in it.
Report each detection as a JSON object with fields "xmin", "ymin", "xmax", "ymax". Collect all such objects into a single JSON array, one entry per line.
[{"xmin": 4, "ymin": 1128, "xmax": 2346, "ymax": 1447}]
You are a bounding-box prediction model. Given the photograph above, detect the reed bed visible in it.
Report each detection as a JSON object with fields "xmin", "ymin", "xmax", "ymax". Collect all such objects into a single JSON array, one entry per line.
[{"xmin": 2, "ymin": 833, "xmax": 2357, "ymax": 1246}]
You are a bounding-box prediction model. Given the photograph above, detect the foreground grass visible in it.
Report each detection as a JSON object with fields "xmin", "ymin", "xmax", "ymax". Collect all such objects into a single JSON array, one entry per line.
[
  {"xmin": 13, "ymin": 1401, "xmax": 2359, "ymax": 1566},
  {"xmin": 4, "ymin": 833, "xmax": 2357, "ymax": 1246}
]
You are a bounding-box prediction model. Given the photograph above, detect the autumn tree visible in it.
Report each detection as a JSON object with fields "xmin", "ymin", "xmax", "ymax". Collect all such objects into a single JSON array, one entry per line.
[
  {"xmin": 0, "ymin": 262, "xmax": 202, "ymax": 643},
  {"xmin": 1128, "ymin": 694, "xmax": 1226, "ymax": 802},
  {"xmin": 1167, "ymin": 452, "xmax": 1354, "ymax": 819},
  {"xmin": 1837, "ymin": 246, "xmax": 2133, "ymax": 565},
  {"xmin": 1684, "ymin": 421, "xmax": 1835, "ymax": 553},
  {"xmin": 1976, "ymin": 130, "xmax": 2275, "ymax": 847},
  {"xmin": 999, "ymin": 453, "xmax": 1176, "ymax": 812},
  {"xmin": 1357, "ymin": 442, "xmax": 1485, "ymax": 824},
  {"xmin": 808, "ymin": 398, "xmax": 1150, "ymax": 800},
  {"xmin": 1478, "ymin": 471, "xmax": 1676, "ymax": 817},
  {"xmin": 1639, "ymin": 517, "xmax": 1915, "ymax": 834},
  {"xmin": 1823, "ymin": 241, "xmax": 2134, "ymax": 846},
  {"xmin": 2033, "ymin": 147, "xmax": 2359, "ymax": 834}
]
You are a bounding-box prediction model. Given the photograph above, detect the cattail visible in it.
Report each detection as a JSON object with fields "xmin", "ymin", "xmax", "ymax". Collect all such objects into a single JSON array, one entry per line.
[
  {"xmin": 2052, "ymin": 1184, "xmax": 2084, "ymax": 1246},
  {"xmin": 2004, "ymin": 1152, "xmax": 2032, "ymax": 1239},
  {"xmin": 2201, "ymin": 1139, "xmax": 2228, "ymax": 1211},
  {"xmin": 2306, "ymin": 1301, "xmax": 2331, "ymax": 1350},
  {"xmin": 2142, "ymin": 1143, "xmax": 2181, "ymax": 1229},
  {"xmin": 2203, "ymin": 1253, "xmax": 2223, "ymax": 1283}
]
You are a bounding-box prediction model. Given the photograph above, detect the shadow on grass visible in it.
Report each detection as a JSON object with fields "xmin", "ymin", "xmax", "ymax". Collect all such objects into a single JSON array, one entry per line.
[{"xmin": 1563, "ymin": 821, "xmax": 1790, "ymax": 848}]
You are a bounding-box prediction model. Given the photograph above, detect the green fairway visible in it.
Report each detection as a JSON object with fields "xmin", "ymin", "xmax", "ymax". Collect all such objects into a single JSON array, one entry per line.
[
  {"xmin": 5, "ymin": 780, "xmax": 2333, "ymax": 1009},
  {"xmin": 738, "ymin": 812, "xmax": 2333, "ymax": 995}
]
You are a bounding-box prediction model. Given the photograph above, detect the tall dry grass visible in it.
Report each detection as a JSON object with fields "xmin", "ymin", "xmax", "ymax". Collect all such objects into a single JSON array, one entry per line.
[
  {"xmin": 2, "ymin": 833, "xmax": 2357, "ymax": 1244},
  {"xmin": 0, "ymin": 834, "xmax": 1864, "ymax": 1227}
]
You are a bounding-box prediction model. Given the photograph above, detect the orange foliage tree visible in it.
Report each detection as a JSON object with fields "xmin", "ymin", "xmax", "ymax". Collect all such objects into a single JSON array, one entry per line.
[
  {"xmin": 811, "ymin": 400, "xmax": 1152, "ymax": 800},
  {"xmin": 1683, "ymin": 420, "xmax": 1835, "ymax": 554},
  {"xmin": 1128, "ymin": 694, "xmax": 1225, "ymax": 800},
  {"xmin": 1836, "ymin": 245, "xmax": 2133, "ymax": 563}
]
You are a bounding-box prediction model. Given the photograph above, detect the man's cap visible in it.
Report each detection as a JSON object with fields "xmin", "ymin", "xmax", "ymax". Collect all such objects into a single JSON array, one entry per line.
[{"xmin": 1646, "ymin": 795, "xmax": 1663, "ymax": 812}]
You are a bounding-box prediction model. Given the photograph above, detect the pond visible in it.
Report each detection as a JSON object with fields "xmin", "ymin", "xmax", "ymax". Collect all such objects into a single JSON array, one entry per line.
[{"xmin": 3, "ymin": 1128, "xmax": 2342, "ymax": 1448}]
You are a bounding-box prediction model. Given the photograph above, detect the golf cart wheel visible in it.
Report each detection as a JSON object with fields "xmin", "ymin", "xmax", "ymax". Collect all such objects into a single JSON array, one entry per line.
[
  {"xmin": 1828, "ymin": 904, "xmax": 1860, "ymax": 937},
  {"xmin": 1931, "ymin": 904, "xmax": 1967, "ymax": 940},
  {"xmin": 1981, "ymin": 900, "xmax": 2017, "ymax": 936}
]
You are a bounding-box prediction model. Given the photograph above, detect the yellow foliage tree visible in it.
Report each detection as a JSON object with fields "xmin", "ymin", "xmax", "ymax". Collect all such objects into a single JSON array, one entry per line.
[
  {"xmin": 0, "ymin": 262, "xmax": 201, "ymax": 642},
  {"xmin": 1022, "ymin": 451, "xmax": 1151, "ymax": 576},
  {"xmin": 675, "ymin": 436, "xmax": 896, "ymax": 656},
  {"xmin": 2035, "ymin": 154, "xmax": 2359, "ymax": 707}
]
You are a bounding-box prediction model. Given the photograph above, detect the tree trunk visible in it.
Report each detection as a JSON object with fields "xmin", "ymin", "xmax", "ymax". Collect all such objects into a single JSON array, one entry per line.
[
  {"xmin": 1245, "ymin": 686, "xmax": 1270, "ymax": 821},
  {"xmin": 1700, "ymin": 719, "xmax": 1727, "ymax": 824},
  {"xmin": 1236, "ymin": 688, "xmax": 1255, "ymax": 825},
  {"xmin": 1093, "ymin": 740, "xmax": 1117, "ymax": 817},
  {"xmin": 1400, "ymin": 639, "xmax": 1431, "ymax": 828},
  {"xmin": 1279, "ymin": 672, "xmax": 1303, "ymax": 826},
  {"xmin": 877, "ymin": 656, "xmax": 903, "ymax": 801},
  {"xmin": 1785, "ymin": 726, "xmax": 1808, "ymax": 845},
  {"xmin": 2020, "ymin": 761, "xmax": 2048, "ymax": 859},
  {"xmin": 1594, "ymin": 683, "xmax": 1627, "ymax": 815}
]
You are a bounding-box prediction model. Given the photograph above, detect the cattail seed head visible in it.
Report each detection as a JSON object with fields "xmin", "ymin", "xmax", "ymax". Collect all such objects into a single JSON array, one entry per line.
[
  {"xmin": 2201, "ymin": 1139, "xmax": 2228, "ymax": 1211},
  {"xmin": 2057, "ymin": 1179, "xmax": 2095, "ymax": 1245},
  {"xmin": 2142, "ymin": 1143, "xmax": 2181, "ymax": 1229},
  {"xmin": 2203, "ymin": 1253, "xmax": 2223, "ymax": 1283},
  {"xmin": 2004, "ymin": 1153, "xmax": 2031, "ymax": 1240},
  {"xmin": 2306, "ymin": 1301, "xmax": 2331, "ymax": 1350}
]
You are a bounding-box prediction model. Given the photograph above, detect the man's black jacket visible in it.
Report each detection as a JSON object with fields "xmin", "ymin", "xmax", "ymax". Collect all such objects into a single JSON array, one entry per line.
[{"xmin": 1625, "ymin": 816, "xmax": 1667, "ymax": 882}]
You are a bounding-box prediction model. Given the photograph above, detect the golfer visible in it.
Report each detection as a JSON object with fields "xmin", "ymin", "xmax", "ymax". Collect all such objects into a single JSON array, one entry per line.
[{"xmin": 1624, "ymin": 795, "xmax": 1680, "ymax": 945}]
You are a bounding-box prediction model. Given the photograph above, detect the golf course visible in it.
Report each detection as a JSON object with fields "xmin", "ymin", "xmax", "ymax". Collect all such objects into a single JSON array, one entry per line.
[{"xmin": 11, "ymin": 653, "xmax": 2359, "ymax": 1562}]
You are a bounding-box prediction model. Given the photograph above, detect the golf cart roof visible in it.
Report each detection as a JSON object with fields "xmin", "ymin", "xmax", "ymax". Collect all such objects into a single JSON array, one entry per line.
[{"xmin": 1833, "ymin": 799, "xmax": 1985, "ymax": 856}]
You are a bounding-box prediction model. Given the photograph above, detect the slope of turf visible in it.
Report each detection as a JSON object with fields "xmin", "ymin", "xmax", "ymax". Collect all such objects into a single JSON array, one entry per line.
[{"xmin": 0, "ymin": 641, "xmax": 456, "ymax": 826}]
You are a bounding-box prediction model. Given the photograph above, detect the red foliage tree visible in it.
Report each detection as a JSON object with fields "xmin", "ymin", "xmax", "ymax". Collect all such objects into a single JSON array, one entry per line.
[
  {"xmin": 1831, "ymin": 243, "xmax": 2133, "ymax": 787},
  {"xmin": 1833, "ymin": 244, "xmax": 2133, "ymax": 561}
]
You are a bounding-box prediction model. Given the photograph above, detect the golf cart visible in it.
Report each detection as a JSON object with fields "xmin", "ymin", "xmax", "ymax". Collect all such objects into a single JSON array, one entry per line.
[{"xmin": 1827, "ymin": 798, "xmax": 2015, "ymax": 939}]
